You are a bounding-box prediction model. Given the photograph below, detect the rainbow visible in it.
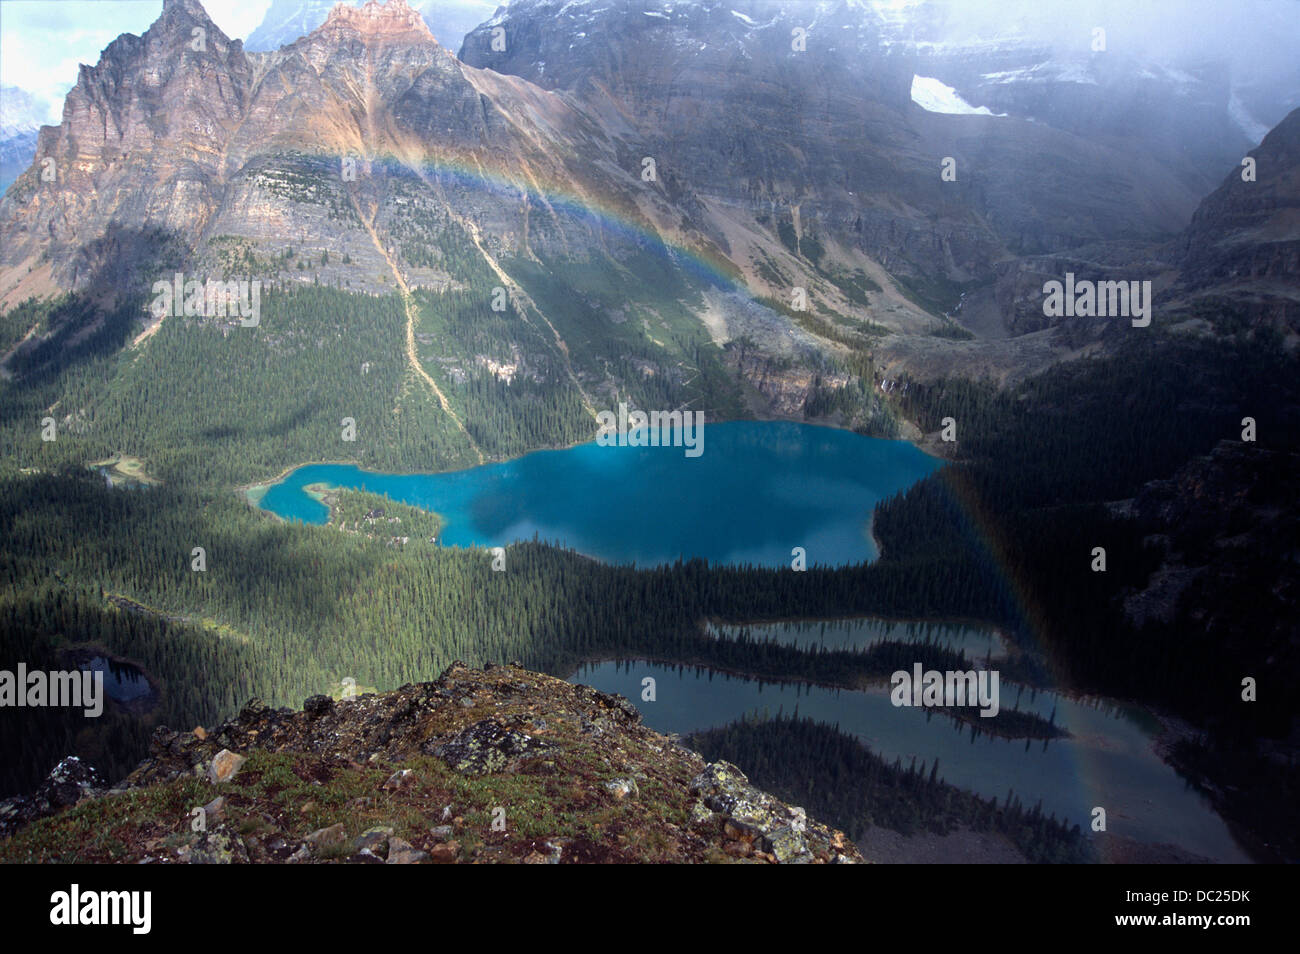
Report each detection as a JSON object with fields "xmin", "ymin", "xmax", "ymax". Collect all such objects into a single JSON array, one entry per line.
[{"xmin": 289, "ymin": 145, "xmax": 760, "ymax": 298}]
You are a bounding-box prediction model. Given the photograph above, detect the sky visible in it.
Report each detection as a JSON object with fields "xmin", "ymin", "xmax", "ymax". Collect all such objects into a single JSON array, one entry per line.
[{"xmin": 0, "ymin": 1, "xmax": 272, "ymax": 121}]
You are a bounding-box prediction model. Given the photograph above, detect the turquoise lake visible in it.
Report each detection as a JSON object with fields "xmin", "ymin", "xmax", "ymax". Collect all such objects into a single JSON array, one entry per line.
[{"xmin": 256, "ymin": 421, "xmax": 941, "ymax": 567}]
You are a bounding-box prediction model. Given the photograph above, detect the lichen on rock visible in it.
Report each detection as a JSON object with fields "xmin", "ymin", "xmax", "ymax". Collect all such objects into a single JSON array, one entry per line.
[{"xmin": 0, "ymin": 663, "xmax": 864, "ymax": 864}]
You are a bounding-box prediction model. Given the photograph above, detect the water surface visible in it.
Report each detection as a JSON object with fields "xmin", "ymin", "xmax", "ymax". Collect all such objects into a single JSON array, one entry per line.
[
  {"xmin": 707, "ymin": 617, "xmax": 1009, "ymax": 659},
  {"xmin": 78, "ymin": 656, "xmax": 151, "ymax": 702},
  {"xmin": 257, "ymin": 421, "xmax": 940, "ymax": 567},
  {"xmin": 570, "ymin": 658, "xmax": 1249, "ymax": 862}
]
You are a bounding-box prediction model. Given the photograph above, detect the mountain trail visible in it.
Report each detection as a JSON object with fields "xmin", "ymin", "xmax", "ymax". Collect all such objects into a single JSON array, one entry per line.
[
  {"xmin": 393, "ymin": 145, "xmax": 599, "ymax": 421},
  {"xmin": 349, "ymin": 190, "xmax": 485, "ymax": 464}
]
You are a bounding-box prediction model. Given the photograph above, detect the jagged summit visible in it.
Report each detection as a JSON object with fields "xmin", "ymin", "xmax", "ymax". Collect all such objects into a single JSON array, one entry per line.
[
  {"xmin": 315, "ymin": 0, "xmax": 439, "ymax": 45},
  {"xmin": 160, "ymin": 0, "xmax": 218, "ymax": 17},
  {"xmin": 155, "ymin": 0, "xmax": 231, "ymax": 41}
]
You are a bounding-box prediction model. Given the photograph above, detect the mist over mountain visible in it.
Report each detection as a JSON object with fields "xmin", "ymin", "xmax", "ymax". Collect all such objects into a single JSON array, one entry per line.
[
  {"xmin": 0, "ymin": 85, "xmax": 49, "ymax": 138},
  {"xmin": 0, "ymin": 86, "xmax": 52, "ymax": 193}
]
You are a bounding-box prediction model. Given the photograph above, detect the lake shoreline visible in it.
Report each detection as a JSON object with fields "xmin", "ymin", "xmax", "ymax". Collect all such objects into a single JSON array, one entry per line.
[
  {"xmin": 232, "ymin": 416, "xmax": 939, "ymax": 499},
  {"xmin": 247, "ymin": 421, "xmax": 940, "ymax": 568},
  {"xmin": 570, "ymin": 656, "xmax": 1252, "ymax": 861},
  {"xmin": 566, "ymin": 653, "xmax": 1067, "ymax": 742},
  {"xmin": 701, "ymin": 613, "xmax": 1017, "ymax": 657}
]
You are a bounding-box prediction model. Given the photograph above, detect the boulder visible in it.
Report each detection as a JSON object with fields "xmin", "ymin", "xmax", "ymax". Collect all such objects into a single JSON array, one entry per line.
[
  {"xmin": 208, "ymin": 749, "xmax": 246, "ymax": 784},
  {"xmin": 354, "ymin": 825, "xmax": 394, "ymax": 853},
  {"xmin": 429, "ymin": 717, "xmax": 552, "ymax": 775},
  {"xmin": 304, "ymin": 823, "xmax": 347, "ymax": 853},
  {"xmin": 386, "ymin": 837, "xmax": 430, "ymax": 864},
  {"xmin": 604, "ymin": 777, "xmax": 638, "ymax": 799}
]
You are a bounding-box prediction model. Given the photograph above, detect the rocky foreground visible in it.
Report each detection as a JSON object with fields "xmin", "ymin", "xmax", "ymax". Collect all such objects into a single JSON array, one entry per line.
[{"xmin": 0, "ymin": 662, "xmax": 861, "ymax": 864}]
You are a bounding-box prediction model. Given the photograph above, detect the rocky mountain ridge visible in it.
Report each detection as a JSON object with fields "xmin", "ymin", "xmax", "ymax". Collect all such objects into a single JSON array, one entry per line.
[
  {"xmin": 0, "ymin": 662, "xmax": 863, "ymax": 864},
  {"xmin": 246, "ymin": 0, "xmax": 497, "ymax": 53},
  {"xmin": 1170, "ymin": 107, "xmax": 1300, "ymax": 335},
  {"xmin": 1, "ymin": 0, "xmax": 1296, "ymax": 410}
]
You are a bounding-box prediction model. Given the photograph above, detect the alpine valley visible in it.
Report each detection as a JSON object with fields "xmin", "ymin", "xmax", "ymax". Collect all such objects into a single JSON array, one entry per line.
[{"xmin": 0, "ymin": 0, "xmax": 1296, "ymax": 865}]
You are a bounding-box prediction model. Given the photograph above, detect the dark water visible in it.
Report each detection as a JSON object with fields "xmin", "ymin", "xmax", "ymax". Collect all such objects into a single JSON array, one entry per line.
[
  {"xmin": 570, "ymin": 657, "xmax": 1249, "ymax": 862},
  {"xmin": 707, "ymin": 617, "xmax": 1009, "ymax": 658},
  {"xmin": 78, "ymin": 656, "xmax": 152, "ymax": 702}
]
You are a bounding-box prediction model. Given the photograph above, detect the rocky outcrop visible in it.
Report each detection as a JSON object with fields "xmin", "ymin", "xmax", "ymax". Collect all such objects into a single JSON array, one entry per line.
[
  {"xmin": 1167, "ymin": 107, "xmax": 1300, "ymax": 336},
  {"xmin": 0, "ymin": 662, "xmax": 863, "ymax": 864},
  {"xmin": 0, "ymin": 756, "xmax": 106, "ymax": 837},
  {"xmin": 315, "ymin": 0, "xmax": 434, "ymax": 41},
  {"xmin": 688, "ymin": 761, "xmax": 852, "ymax": 863},
  {"xmin": 428, "ymin": 716, "xmax": 554, "ymax": 774},
  {"xmin": 1179, "ymin": 108, "xmax": 1300, "ymax": 288}
]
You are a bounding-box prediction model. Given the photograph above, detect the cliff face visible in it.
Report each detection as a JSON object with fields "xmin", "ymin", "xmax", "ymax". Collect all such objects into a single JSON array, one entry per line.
[
  {"xmin": 0, "ymin": 0, "xmax": 253, "ymax": 293},
  {"xmin": 1168, "ymin": 107, "xmax": 1300, "ymax": 335},
  {"xmin": 0, "ymin": 0, "xmax": 671, "ymax": 303},
  {"xmin": 0, "ymin": 662, "xmax": 863, "ymax": 864},
  {"xmin": 2, "ymin": 0, "xmax": 1295, "ymax": 401},
  {"xmin": 461, "ymin": 0, "xmax": 1203, "ymax": 271},
  {"xmin": 1180, "ymin": 108, "xmax": 1300, "ymax": 283}
]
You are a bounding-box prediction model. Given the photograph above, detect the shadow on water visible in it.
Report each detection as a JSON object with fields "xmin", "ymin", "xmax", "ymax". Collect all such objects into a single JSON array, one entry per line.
[{"xmin": 61, "ymin": 648, "xmax": 160, "ymax": 715}]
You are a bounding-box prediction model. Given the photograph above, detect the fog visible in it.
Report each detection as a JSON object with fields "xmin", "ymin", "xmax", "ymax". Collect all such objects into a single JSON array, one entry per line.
[{"xmin": 888, "ymin": 0, "xmax": 1299, "ymax": 84}]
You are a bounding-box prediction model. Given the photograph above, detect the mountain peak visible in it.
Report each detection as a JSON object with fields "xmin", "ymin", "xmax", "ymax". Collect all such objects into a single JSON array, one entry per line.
[
  {"xmin": 156, "ymin": 0, "xmax": 222, "ymax": 34},
  {"xmin": 145, "ymin": 0, "xmax": 239, "ymax": 55},
  {"xmin": 161, "ymin": 0, "xmax": 214, "ymax": 15},
  {"xmin": 317, "ymin": 0, "xmax": 437, "ymax": 43}
]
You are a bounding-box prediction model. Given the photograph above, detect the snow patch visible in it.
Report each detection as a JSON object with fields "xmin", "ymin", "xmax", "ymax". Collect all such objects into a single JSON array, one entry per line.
[
  {"xmin": 1229, "ymin": 92, "xmax": 1271, "ymax": 144},
  {"xmin": 730, "ymin": 9, "xmax": 775, "ymax": 28},
  {"xmin": 981, "ymin": 68, "xmax": 1033, "ymax": 83},
  {"xmin": 910, "ymin": 76, "xmax": 1006, "ymax": 117},
  {"xmin": 1050, "ymin": 62, "xmax": 1099, "ymax": 86}
]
